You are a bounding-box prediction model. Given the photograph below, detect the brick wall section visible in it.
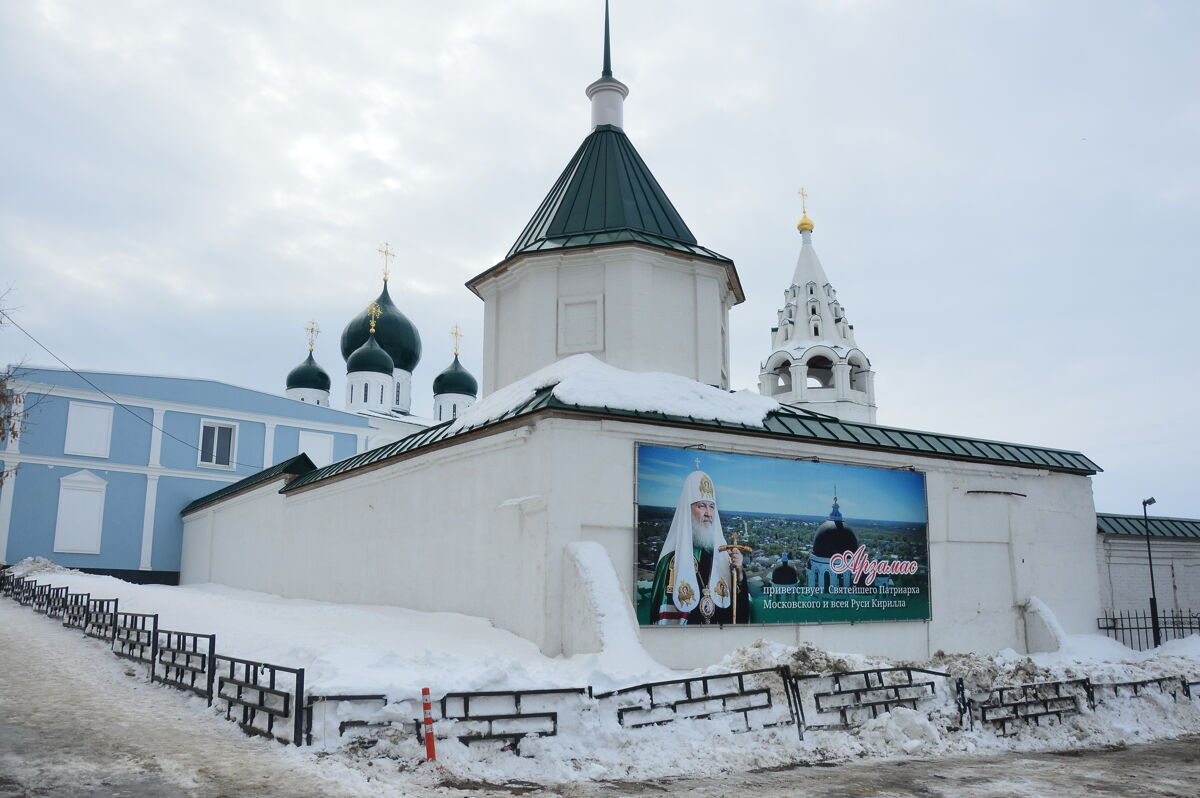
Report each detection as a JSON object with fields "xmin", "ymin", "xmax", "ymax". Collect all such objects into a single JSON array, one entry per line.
[{"xmin": 1096, "ymin": 534, "xmax": 1200, "ymax": 612}]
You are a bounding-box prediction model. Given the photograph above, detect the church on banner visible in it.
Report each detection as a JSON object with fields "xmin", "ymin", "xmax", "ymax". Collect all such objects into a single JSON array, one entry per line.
[{"xmin": 171, "ymin": 6, "xmax": 1117, "ymax": 669}]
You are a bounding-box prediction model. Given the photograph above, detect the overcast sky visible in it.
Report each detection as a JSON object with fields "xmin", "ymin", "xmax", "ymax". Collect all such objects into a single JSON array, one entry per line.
[{"xmin": 2, "ymin": 1, "xmax": 1197, "ymax": 517}]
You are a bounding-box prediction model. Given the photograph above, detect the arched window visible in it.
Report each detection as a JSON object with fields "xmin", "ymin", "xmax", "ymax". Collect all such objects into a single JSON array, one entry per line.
[
  {"xmin": 772, "ymin": 361, "xmax": 793, "ymax": 395},
  {"xmin": 848, "ymin": 356, "xmax": 868, "ymax": 392},
  {"xmin": 806, "ymin": 355, "xmax": 833, "ymax": 388},
  {"xmin": 362, "ymin": 383, "xmax": 368, "ymax": 403}
]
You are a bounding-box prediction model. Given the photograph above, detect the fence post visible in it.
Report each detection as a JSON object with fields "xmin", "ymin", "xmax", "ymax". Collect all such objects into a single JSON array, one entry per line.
[
  {"xmin": 205, "ymin": 635, "xmax": 216, "ymax": 707},
  {"xmin": 293, "ymin": 668, "xmax": 305, "ymax": 747}
]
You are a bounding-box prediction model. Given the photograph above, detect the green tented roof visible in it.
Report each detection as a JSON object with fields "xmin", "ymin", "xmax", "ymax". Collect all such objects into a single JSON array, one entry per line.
[
  {"xmin": 181, "ymin": 453, "xmax": 315, "ymax": 515},
  {"xmin": 1096, "ymin": 513, "xmax": 1200, "ymax": 539},
  {"xmin": 509, "ymin": 124, "xmax": 706, "ymax": 253},
  {"xmin": 497, "ymin": 124, "xmax": 732, "ymax": 268},
  {"xmin": 277, "ymin": 389, "xmax": 1099, "ymax": 496}
]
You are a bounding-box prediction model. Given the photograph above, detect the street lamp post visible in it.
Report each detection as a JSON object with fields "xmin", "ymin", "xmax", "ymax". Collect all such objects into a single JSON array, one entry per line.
[{"xmin": 1142, "ymin": 497, "xmax": 1161, "ymax": 647}]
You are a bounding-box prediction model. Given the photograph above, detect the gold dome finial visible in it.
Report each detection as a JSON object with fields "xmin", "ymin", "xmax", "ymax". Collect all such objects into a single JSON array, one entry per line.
[
  {"xmin": 450, "ymin": 324, "xmax": 463, "ymax": 356},
  {"xmin": 304, "ymin": 320, "xmax": 321, "ymax": 352},
  {"xmin": 367, "ymin": 301, "xmax": 382, "ymax": 334},
  {"xmin": 797, "ymin": 187, "xmax": 814, "ymax": 232}
]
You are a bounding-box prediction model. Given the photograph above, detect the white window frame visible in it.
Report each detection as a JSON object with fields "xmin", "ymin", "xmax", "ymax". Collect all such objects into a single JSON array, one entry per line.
[
  {"xmin": 53, "ymin": 470, "xmax": 107, "ymax": 554},
  {"xmin": 63, "ymin": 401, "xmax": 114, "ymax": 458},
  {"xmin": 197, "ymin": 419, "xmax": 238, "ymax": 469}
]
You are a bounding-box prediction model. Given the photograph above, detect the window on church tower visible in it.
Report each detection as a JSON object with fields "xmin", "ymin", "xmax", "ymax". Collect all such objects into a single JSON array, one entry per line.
[{"xmin": 362, "ymin": 384, "xmax": 368, "ymax": 403}]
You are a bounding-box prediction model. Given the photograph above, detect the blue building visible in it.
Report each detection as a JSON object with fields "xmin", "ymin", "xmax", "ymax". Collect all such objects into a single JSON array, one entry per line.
[{"xmin": 0, "ymin": 367, "xmax": 374, "ymax": 583}]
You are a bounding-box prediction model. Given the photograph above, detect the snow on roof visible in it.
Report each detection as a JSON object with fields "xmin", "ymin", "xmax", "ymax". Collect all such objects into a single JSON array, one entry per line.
[{"xmin": 449, "ymin": 354, "xmax": 780, "ymax": 434}]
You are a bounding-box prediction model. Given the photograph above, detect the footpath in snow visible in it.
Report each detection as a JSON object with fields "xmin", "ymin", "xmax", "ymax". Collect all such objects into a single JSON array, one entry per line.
[{"xmin": 3, "ymin": 557, "xmax": 1199, "ymax": 790}]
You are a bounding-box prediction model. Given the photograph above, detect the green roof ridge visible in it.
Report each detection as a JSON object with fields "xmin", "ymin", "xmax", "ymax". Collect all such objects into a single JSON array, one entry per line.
[
  {"xmin": 278, "ymin": 388, "xmax": 1098, "ymax": 497},
  {"xmin": 1096, "ymin": 512, "xmax": 1200, "ymax": 539},
  {"xmin": 181, "ymin": 453, "xmax": 316, "ymax": 515}
]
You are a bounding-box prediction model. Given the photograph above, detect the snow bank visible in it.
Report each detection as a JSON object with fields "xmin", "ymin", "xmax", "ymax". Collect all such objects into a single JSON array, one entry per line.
[
  {"xmin": 564, "ymin": 541, "xmax": 667, "ymax": 683},
  {"xmin": 448, "ymin": 353, "xmax": 780, "ymax": 434},
  {"xmin": 6, "ymin": 558, "xmax": 1200, "ymax": 788},
  {"xmin": 6, "ymin": 556, "xmax": 71, "ymax": 578}
]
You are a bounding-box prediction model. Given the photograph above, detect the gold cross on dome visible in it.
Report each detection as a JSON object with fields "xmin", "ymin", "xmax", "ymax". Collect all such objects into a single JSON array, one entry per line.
[
  {"xmin": 377, "ymin": 242, "xmax": 396, "ymax": 281},
  {"xmin": 367, "ymin": 301, "xmax": 382, "ymax": 334},
  {"xmin": 450, "ymin": 324, "xmax": 463, "ymax": 356},
  {"xmin": 304, "ymin": 320, "xmax": 320, "ymax": 352},
  {"xmin": 798, "ymin": 187, "xmax": 808, "ymax": 215}
]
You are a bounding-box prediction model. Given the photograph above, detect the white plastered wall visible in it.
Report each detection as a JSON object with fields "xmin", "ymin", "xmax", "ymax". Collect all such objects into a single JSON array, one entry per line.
[
  {"xmin": 182, "ymin": 414, "xmax": 1101, "ymax": 668},
  {"xmin": 478, "ymin": 246, "xmax": 733, "ymax": 395}
]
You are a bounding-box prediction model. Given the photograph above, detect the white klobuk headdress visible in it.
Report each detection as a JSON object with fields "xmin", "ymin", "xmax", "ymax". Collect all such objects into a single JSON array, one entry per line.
[{"xmin": 658, "ymin": 469, "xmax": 733, "ymax": 616}]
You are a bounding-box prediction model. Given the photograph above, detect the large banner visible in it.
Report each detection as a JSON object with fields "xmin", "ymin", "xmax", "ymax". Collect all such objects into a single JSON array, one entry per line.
[{"xmin": 635, "ymin": 443, "xmax": 930, "ymax": 626}]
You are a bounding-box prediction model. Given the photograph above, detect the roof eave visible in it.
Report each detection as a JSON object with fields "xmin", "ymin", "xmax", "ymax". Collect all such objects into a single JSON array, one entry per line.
[{"xmin": 466, "ymin": 239, "xmax": 744, "ymax": 304}]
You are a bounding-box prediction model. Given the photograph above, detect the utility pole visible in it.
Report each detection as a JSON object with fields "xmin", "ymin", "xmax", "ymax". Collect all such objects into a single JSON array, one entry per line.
[{"xmin": 1142, "ymin": 497, "xmax": 1161, "ymax": 647}]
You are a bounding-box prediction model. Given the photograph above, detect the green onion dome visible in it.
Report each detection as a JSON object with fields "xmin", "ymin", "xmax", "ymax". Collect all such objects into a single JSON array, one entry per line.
[
  {"xmin": 811, "ymin": 497, "xmax": 858, "ymax": 558},
  {"xmin": 432, "ymin": 355, "xmax": 478, "ymax": 397},
  {"xmin": 286, "ymin": 352, "xmax": 331, "ymax": 391},
  {"xmin": 345, "ymin": 333, "xmax": 394, "ymax": 375},
  {"xmin": 340, "ymin": 282, "xmax": 421, "ymax": 372}
]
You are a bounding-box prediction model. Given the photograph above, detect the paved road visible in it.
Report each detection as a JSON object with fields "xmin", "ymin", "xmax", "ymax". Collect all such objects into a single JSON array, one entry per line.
[
  {"xmin": 2, "ymin": 599, "xmax": 1198, "ymax": 797},
  {"xmin": 517, "ymin": 736, "xmax": 1200, "ymax": 797}
]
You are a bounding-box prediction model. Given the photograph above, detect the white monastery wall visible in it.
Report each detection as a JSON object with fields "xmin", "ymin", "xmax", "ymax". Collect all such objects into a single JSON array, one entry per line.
[
  {"xmin": 479, "ymin": 247, "xmax": 732, "ymax": 394},
  {"xmin": 1095, "ymin": 534, "xmax": 1200, "ymax": 612},
  {"xmin": 182, "ymin": 424, "xmax": 557, "ymax": 649},
  {"xmin": 183, "ymin": 414, "xmax": 1101, "ymax": 667},
  {"xmin": 525, "ymin": 418, "xmax": 1100, "ymax": 666}
]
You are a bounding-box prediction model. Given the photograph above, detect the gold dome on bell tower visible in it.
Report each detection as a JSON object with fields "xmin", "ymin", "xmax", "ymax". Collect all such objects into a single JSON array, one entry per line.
[{"xmin": 796, "ymin": 187, "xmax": 815, "ymax": 232}]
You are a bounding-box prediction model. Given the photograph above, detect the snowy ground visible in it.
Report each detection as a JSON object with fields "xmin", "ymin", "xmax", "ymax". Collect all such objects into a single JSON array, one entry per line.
[{"xmin": 3, "ymin": 558, "xmax": 1200, "ymax": 794}]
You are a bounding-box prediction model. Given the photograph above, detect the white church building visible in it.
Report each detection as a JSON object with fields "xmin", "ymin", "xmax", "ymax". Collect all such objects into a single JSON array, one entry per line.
[{"xmin": 176, "ymin": 9, "xmax": 1124, "ymax": 669}]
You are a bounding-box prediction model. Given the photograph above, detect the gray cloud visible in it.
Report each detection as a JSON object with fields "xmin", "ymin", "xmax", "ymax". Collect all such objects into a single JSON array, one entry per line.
[{"xmin": 3, "ymin": 0, "xmax": 1196, "ymax": 516}]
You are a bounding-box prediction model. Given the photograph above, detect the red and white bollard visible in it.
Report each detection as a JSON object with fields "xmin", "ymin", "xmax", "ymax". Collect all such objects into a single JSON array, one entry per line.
[{"xmin": 421, "ymin": 687, "xmax": 437, "ymax": 762}]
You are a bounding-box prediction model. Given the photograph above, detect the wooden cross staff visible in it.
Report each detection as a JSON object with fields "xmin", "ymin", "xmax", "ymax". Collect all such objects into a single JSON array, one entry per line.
[{"xmin": 720, "ymin": 531, "xmax": 753, "ymax": 624}]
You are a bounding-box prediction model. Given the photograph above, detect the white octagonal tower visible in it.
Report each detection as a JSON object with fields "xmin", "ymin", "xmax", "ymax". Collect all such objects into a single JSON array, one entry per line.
[{"xmin": 467, "ymin": 4, "xmax": 743, "ymax": 394}]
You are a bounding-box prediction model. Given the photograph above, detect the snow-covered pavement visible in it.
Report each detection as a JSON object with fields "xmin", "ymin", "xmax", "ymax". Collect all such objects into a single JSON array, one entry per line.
[
  {"xmin": 3, "ymin": 559, "xmax": 1200, "ymax": 796},
  {"xmin": 3, "ymin": 599, "xmax": 1198, "ymax": 798},
  {"xmin": 0, "ymin": 600, "xmax": 407, "ymax": 797}
]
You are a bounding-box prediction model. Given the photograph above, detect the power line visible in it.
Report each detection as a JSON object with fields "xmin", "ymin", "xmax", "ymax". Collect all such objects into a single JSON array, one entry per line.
[{"xmin": 1, "ymin": 309, "xmax": 268, "ymax": 470}]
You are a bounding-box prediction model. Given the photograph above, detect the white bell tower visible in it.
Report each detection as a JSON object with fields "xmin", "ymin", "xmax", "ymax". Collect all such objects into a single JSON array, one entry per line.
[{"xmin": 757, "ymin": 193, "xmax": 877, "ymax": 423}]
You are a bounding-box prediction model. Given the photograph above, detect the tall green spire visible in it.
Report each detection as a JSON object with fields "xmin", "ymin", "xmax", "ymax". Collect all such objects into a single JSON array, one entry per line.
[{"xmin": 602, "ymin": 0, "xmax": 613, "ymax": 79}]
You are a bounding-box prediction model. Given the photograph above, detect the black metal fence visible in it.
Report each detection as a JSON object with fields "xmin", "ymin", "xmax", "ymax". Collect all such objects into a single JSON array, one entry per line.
[
  {"xmin": 153, "ymin": 629, "xmax": 216, "ymax": 703},
  {"xmin": 214, "ymin": 654, "xmax": 305, "ymax": 745},
  {"xmin": 1097, "ymin": 609, "xmax": 1200, "ymax": 651},
  {"xmin": 6, "ymin": 566, "xmax": 1200, "ymax": 755}
]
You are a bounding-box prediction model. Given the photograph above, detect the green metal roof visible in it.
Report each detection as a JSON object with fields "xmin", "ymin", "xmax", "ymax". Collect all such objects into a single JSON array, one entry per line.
[
  {"xmin": 498, "ymin": 124, "xmax": 732, "ymax": 267},
  {"xmin": 1097, "ymin": 513, "xmax": 1200, "ymax": 539},
  {"xmin": 181, "ymin": 453, "xmax": 316, "ymax": 515},
  {"xmin": 509, "ymin": 124, "xmax": 704, "ymax": 253},
  {"xmin": 278, "ymin": 388, "xmax": 1099, "ymax": 496}
]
